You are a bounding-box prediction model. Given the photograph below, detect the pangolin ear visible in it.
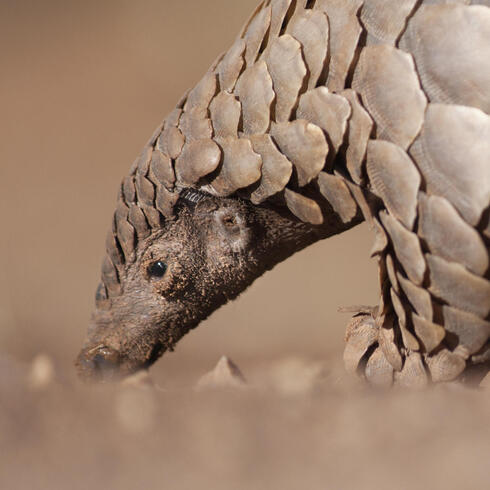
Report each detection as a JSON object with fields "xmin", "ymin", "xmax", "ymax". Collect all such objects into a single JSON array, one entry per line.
[{"xmin": 212, "ymin": 207, "xmax": 251, "ymax": 253}]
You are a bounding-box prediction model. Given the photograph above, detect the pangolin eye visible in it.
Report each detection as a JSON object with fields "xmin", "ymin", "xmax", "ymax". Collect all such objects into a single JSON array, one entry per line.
[{"xmin": 148, "ymin": 261, "xmax": 167, "ymax": 278}]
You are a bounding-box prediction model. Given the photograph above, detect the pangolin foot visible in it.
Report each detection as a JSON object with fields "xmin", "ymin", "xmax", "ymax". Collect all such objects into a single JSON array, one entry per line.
[
  {"xmin": 342, "ymin": 306, "xmax": 490, "ymax": 389},
  {"xmin": 342, "ymin": 306, "xmax": 398, "ymax": 388}
]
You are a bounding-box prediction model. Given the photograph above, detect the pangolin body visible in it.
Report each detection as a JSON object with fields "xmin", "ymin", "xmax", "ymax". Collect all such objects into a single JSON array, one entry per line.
[{"xmin": 81, "ymin": 0, "xmax": 490, "ymax": 385}]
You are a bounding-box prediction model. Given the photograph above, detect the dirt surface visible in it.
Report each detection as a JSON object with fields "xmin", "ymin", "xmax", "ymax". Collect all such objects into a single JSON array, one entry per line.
[
  {"xmin": 2, "ymin": 355, "xmax": 490, "ymax": 490},
  {"xmin": 1, "ymin": 2, "xmax": 489, "ymax": 489}
]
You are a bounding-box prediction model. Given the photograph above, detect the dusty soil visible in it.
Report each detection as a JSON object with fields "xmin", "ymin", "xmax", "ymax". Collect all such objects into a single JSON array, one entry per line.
[
  {"xmin": 2, "ymin": 354, "xmax": 490, "ymax": 490},
  {"xmin": 1, "ymin": 2, "xmax": 489, "ymax": 489}
]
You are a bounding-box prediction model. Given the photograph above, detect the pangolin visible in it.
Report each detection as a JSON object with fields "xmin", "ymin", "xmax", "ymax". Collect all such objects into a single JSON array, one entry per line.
[{"xmin": 76, "ymin": 0, "xmax": 490, "ymax": 387}]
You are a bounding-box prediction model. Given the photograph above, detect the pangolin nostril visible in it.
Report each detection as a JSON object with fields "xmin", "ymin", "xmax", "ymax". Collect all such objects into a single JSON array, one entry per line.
[
  {"xmin": 91, "ymin": 346, "xmax": 120, "ymax": 371},
  {"xmin": 76, "ymin": 345, "xmax": 122, "ymax": 382},
  {"xmin": 92, "ymin": 354, "xmax": 117, "ymax": 371},
  {"xmin": 75, "ymin": 346, "xmax": 121, "ymax": 381}
]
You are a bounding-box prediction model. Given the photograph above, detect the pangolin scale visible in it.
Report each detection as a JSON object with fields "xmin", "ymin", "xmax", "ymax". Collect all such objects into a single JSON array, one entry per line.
[{"xmin": 77, "ymin": 0, "xmax": 490, "ymax": 387}]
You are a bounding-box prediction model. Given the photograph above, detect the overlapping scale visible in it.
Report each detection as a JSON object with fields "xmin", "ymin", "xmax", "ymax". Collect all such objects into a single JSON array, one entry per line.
[
  {"xmin": 344, "ymin": 180, "xmax": 374, "ymax": 226},
  {"xmin": 155, "ymin": 184, "xmax": 179, "ymax": 219},
  {"xmin": 378, "ymin": 316, "xmax": 403, "ymax": 371},
  {"xmin": 352, "ymin": 45, "xmax": 427, "ymax": 150},
  {"xmin": 340, "ymin": 90, "xmax": 373, "ymax": 185},
  {"xmin": 242, "ymin": 4, "xmax": 271, "ymax": 66},
  {"xmin": 426, "ymin": 254, "xmax": 490, "ymax": 319},
  {"xmin": 156, "ymin": 121, "xmax": 184, "ymax": 160},
  {"xmin": 366, "ymin": 140, "xmax": 420, "ymax": 229},
  {"xmin": 269, "ymin": 0, "xmax": 296, "ymax": 39},
  {"xmin": 409, "ymin": 103, "xmax": 490, "ymax": 226},
  {"xmin": 286, "ymin": 9, "xmax": 329, "ymax": 89},
  {"xmin": 317, "ymin": 172, "xmax": 358, "ymax": 223},
  {"xmin": 390, "ymin": 288, "xmax": 419, "ymax": 351},
  {"xmin": 394, "ymin": 352, "xmax": 428, "ymax": 388},
  {"xmin": 149, "ymin": 150, "xmax": 175, "ymax": 190},
  {"xmin": 472, "ymin": 343, "xmax": 490, "ymax": 365},
  {"xmin": 264, "ymin": 35, "xmax": 307, "ymax": 122},
  {"xmin": 175, "ymin": 139, "xmax": 222, "ymax": 187},
  {"xmin": 427, "ymin": 349, "xmax": 466, "ymax": 383},
  {"xmin": 128, "ymin": 204, "xmax": 150, "ymax": 240},
  {"xmin": 380, "ymin": 211, "xmax": 426, "ymax": 285},
  {"xmin": 418, "ymin": 192, "xmax": 488, "ymax": 276},
  {"xmin": 343, "ymin": 314, "xmax": 379, "ymax": 374},
  {"xmin": 365, "ymin": 347, "xmax": 394, "ymax": 387},
  {"xmin": 134, "ymin": 173, "xmax": 155, "ymax": 209},
  {"xmin": 400, "ymin": 4, "xmax": 490, "ymax": 113},
  {"xmin": 397, "ymin": 272, "xmax": 433, "ymax": 322},
  {"xmin": 217, "ymin": 38, "xmax": 246, "ymax": 92},
  {"xmin": 443, "ymin": 306, "xmax": 490, "ymax": 357},
  {"xmin": 183, "ymin": 71, "xmax": 218, "ymax": 117},
  {"xmin": 141, "ymin": 204, "xmax": 161, "ymax": 230},
  {"xmin": 234, "ymin": 61, "xmax": 275, "ymax": 135},
  {"xmin": 411, "ymin": 313, "xmax": 445, "ymax": 353},
  {"xmin": 360, "ymin": 0, "xmax": 418, "ymax": 45},
  {"xmin": 122, "ymin": 176, "xmax": 136, "ymax": 205},
  {"xmin": 101, "ymin": 256, "xmax": 121, "ymax": 298},
  {"xmin": 297, "ymin": 88, "xmax": 351, "ymax": 163},
  {"xmin": 315, "ymin": 0, "xmax": 363, "ymax": 92},
  {"xmin": 370, "ymin": 217, "xmax": 388, "ymax": 257},
  {"xmin": 179, "ymin": 110, "xmax": 213, "ymax": 142},
  {"xmin": 271, "ymin": 120, "xmax": 328, "ymax": 187},
  {"xmin": 284, "ymin": 188, "xmax": 324, "ymax": 225},
  {"xmin": 207, "ymin": 137, "xmax": 262, "ymax": 196},
  {"xmin": 209, "ymin": 92, "xmax": 241, "ymax": 139},
  {"xmin": 114, "ymin": 200, "xmax": 135, "ymax": 262},
  {"xmin": 105, "ymin": 230, "xmax": 123, "ymax": 269},
  {"xmin": 385, "ymin": 253, "xmax": 399, "ymax": 294},
  {"xmin": 249, "ymin": 134, "xmax": 292, "ymax": 204}
]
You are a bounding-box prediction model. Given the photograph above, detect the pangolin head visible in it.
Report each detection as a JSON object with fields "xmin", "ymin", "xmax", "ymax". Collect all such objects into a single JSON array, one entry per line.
[
  {"xmin": 75, "ymin": 8, "xmax": 363, "ymax": 380},
  {"xmin": 75, "ymin": 176, "xmax": 331, "ymax": 382}
]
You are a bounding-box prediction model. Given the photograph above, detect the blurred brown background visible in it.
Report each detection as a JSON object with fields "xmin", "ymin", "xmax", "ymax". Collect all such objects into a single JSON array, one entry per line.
[
  {"xmin": 0, "ymin": 0, "xmax": 376, "ymax": 382},
  {"xmin": 2, "ymin": 3, "xmax": 488, "ymax": 490}
]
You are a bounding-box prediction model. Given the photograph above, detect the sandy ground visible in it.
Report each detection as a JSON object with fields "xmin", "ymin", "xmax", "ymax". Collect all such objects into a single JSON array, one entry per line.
[
  {"xmin": 1, "ymin": 354, "xmax": 490, "ymax": 490},
  {"xmin": 1, "ymin": 1, "xmax": 489, "ymax": 489}
]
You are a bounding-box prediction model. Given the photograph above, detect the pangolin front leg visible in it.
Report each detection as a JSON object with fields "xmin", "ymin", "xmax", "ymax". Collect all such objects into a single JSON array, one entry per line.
[
  {"xmin": 344, "ymin": 304, "xmax": 490, "ymax": 388},
  {"xmin": 343, "ymin": 219, "xmax": 490, "ymax": 387}
]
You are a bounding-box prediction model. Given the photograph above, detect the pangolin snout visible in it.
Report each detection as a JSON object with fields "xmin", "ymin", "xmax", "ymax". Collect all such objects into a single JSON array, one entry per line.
[{"xmin": 76, "ymin": 345, "xmax": 121, "ymax": 382}]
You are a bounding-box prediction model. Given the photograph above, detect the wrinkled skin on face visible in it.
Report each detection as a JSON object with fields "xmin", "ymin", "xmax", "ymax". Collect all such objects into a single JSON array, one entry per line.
[{"xmin": 76, "ymin": 194, "xmax": 357, "ymax": 381}]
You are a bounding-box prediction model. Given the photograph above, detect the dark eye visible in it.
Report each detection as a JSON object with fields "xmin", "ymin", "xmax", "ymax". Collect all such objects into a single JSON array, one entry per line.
[{"xmin": 148, "ymin": 261, "xmax": 167, "ymax": 278}]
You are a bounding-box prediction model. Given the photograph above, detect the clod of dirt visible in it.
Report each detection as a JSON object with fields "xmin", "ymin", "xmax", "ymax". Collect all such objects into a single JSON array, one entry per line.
[
  {"xmin": 27, "ymin": 354, "xmax": 55, "ymax": 391},
  {"xmin": 196, "ymin": 356, "xmax": 246, "ymax": 390}
]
